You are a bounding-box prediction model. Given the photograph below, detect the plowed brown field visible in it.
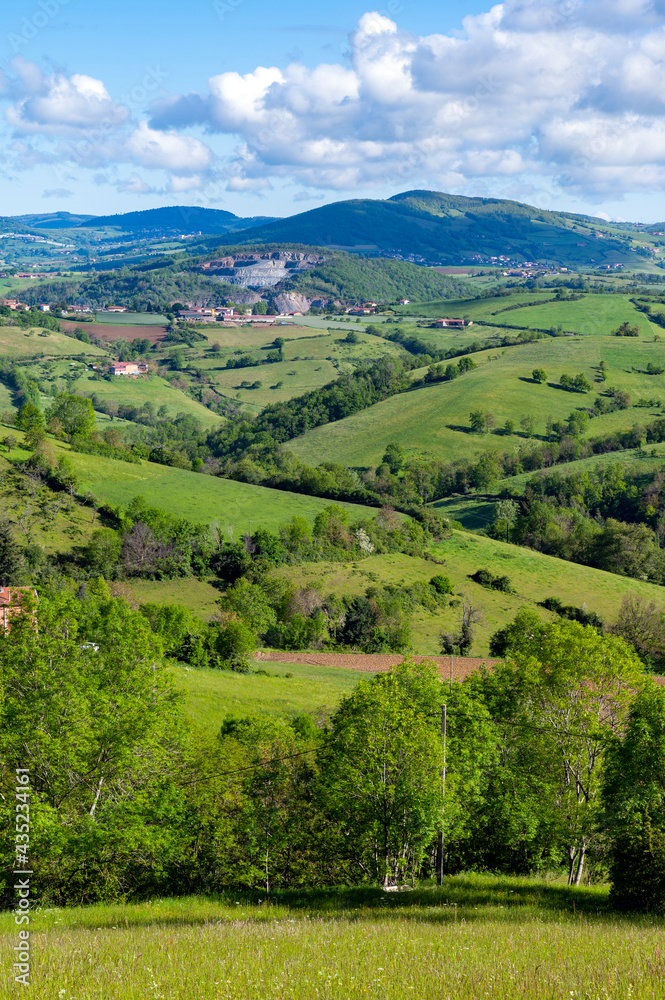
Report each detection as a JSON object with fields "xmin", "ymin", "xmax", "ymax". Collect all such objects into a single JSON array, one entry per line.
[
  {"xmin": 254, "ymin": 651, "xmax": 498, "ymax": 682},
  {"xmin": 61, "ymin": 320, "xmax": 167, "ymax": 343}
]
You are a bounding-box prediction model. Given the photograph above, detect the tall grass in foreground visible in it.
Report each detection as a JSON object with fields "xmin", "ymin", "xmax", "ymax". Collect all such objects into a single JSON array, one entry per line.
[{"xmin": 3, "ymin": 875, "xmax": 664, "ymax": 999}]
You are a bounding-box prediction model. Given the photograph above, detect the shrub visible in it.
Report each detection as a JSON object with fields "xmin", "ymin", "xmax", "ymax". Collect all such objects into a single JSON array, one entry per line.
[
  {"xmin": 430, "ymin": 574, "xmax": 453, "ymax": 595},
  {"xmin": 470, "ymin": 568, "xmax": 514, "ymax": 593}
]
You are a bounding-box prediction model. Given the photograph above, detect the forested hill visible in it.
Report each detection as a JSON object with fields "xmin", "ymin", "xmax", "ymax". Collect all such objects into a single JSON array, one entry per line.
[
  {"xmin": 76, "ymin": 206, "xmax": 279, "ymax": 234},
  {"xmin": 20, "ymin": 246, "xmax": 470, "ymax": 308},
  {"xmin": 208, "ymin": 189, "xmax": 650, "ymax": 268}
]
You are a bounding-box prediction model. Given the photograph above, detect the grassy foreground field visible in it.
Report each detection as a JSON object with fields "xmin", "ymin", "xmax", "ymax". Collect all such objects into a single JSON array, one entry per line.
[{"xmin": 4, "ymin": 875, "xmax": 664, "ymax": 999}]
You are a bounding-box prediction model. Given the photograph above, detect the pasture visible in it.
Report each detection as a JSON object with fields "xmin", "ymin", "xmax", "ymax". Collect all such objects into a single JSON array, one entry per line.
[
  {"xmin": 272, "ymin": 529, "xmax": 665, "ymax": 654},
  {"xmin": 288, "ymin": 335, "xmax": 665, "ymax": 468},
  {"xmin": 57, "ymin": 367, "xmax": 221, "ymax": 426},
  {"xmin": 4, "ymin": 876, "xmax": 664, "ymax": 1000},
  {"xmin": 92, "ymin": 312, "xmax": 169, "ymax": 325},
  {"xmin": 200, "ymin": 357, "xmax": 339, "ymax": 409},
  {"xmin": 0, "ymin": 326, "xmax": 107, "ymax": 360},
  {"xmin": 404, "ymin": 291, "xmax": 658, "ymax": 337},
  {"xmin": 175, "ymin": 658, "xmax": 361, "ymax": 734},
  {"xmin": 64, "ymin": 449, "xmax": 383, "ymax": 534}
]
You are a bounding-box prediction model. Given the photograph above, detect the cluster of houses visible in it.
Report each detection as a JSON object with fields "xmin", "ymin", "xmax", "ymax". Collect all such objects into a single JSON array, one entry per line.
[{"xmin": 177, "ymin": 306, "xmax": 238, "ymax": 323}]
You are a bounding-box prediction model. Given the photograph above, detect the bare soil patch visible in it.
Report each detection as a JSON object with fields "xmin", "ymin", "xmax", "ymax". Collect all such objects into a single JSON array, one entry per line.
[
  {"xmin": 254, "ymin": 651, "xmax": 665, "ymax": 687},
  {"xmin": 61, "ymin": 320, "xmax": 167, "ymax": 343},
  {"xmin": 254, "ymin": 650, "xmax": 498, "ymax": 682}
]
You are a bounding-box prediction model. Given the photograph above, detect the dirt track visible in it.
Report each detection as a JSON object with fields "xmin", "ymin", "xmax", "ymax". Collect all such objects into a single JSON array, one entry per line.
[{"xmin": 254, "ymin": 651, "xmax": 498, "ymax": 682}]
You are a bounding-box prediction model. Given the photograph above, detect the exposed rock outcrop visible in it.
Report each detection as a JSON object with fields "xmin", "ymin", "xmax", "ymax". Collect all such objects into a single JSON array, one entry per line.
[
  {"xmin": 198, "ymin": 250, "xmax": 323, "ymax": 288},
  {"xmin": 273, "ymin": 292, "xmax": 313, "ymax": 314}
]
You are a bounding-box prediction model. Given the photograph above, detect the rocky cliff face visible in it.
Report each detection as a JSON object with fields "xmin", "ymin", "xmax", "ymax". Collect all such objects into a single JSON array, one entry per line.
[
  {"xmin": 198, "ymin": 251, "xmax": 323, "ymax": 288},
  {"xmin": 272, "ymin": 292, "xmax": 313, "ymax": 314}
]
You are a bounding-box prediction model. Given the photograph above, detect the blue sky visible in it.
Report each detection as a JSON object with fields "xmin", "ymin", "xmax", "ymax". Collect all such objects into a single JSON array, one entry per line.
[{"xmin": 2, "ymin": 0, "xmax": 665, "ymax": 221}]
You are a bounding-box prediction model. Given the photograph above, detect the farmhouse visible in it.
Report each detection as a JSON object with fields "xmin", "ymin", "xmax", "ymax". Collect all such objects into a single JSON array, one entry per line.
[
  {"xmin": 179, "ymin": 310, "xmax": 216, "ymax": 323},
  {"xmin": 434, "ymin": 318, "xmax": 467, "ymax": 328},
  {"xmin": 0, "ymin": 299, "xmax": 29, "ymax": 310},
  {"xmin": 106, "ymin": 306, "xmax": 128, "ymax": 313},
  {"xmin": 0, "ymin": 587, "xmax": 38, "ymax": 633},
  {"xmin": 111, "ymin": 362, "xmax": 148, "ymax": 376}
]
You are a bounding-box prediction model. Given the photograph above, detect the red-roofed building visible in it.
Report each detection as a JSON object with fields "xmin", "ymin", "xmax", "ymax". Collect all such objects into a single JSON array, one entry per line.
[{"xmin": 0, "ymin": 587, "xmax": 38, "ymax": 633}]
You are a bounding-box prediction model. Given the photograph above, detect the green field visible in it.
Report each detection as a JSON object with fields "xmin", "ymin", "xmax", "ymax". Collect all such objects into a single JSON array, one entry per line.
[
  {"xmin": 272, "ymin": 529, "xmax": 665, "ymax": 654},
  {"xmin": 199, "ymin": 358, "xmax": 338, "ymax": 411},
  {"xmin": 0, "ymin": 325, "xmax": 107, "ymax": 360},
  {"xmin": 175, "ymin": 659, "xmax": 361, "ymax": 734},
  {"xmin": 64, "ymin": 448, "xmax": 383, "ymax": 533},
  {"xmin": 289, "ymin": 336, "xmax": 665, "ymax": 468},
  {"xmin": 193, "ymin": 328, "xmax": 406, "ymax": 409},
  {"xmin": 93, "ymin": 311, "xmax": 169, "ymax": 325},
  {"xmin": 403, "ymin": 292, "xmax": 659, "ymax": 337},
  {"xmin": 54, "ymin": 366, "xmax": 222, "ymax": 427},
  {"xmin": 4, "ymin": 875, "xmax": 663, "ymax": 1000}
]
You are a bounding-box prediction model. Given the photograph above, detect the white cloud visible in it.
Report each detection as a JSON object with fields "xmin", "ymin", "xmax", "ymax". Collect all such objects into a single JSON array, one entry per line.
[
  {"xmin": 42, "ymin": 187, "xmax": 74, "ymax": 198},
  {"xmin": 1, "ymin": 60, "xmax": 216, "ymax": 192},
  {"xmin": 116, "ymin": 173, "xmax": 153, "ymax": 194},
  {"xmin": 6, "ymin": 65, "xmax": 128, "ymax": 135},
  {"xmin": 124, "ymin": 122, "xmax": 212, "ymax": 173},
  {"xmin": 143, "ymin": 1, "xmax": 665, "ymax": 199}
]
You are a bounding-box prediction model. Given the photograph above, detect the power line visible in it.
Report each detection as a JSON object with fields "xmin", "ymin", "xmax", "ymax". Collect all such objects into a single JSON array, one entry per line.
[{"xmin": 180, "ymin": 705, "xmax": 614, "ymax": 788}]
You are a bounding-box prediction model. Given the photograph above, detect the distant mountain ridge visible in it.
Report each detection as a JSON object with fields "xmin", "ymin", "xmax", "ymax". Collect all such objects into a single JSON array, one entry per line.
[
  {"xmin": 76, "ymin": 205, "xmax": 279, "ymax": 234},
  {"xmin": 1, "ymin": 191, "xmax": 655, "ymax": 270},
  {"xmin": 199, "ymin": 190, "xmax": 648, "ymax": 269}
]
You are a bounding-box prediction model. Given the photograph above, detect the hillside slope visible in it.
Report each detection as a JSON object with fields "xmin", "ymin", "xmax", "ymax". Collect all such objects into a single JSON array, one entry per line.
[
  {"xmin": 76, "ymin": 206, "xmax": 279, "ymax": 234},
  {"xmin": 288, "ymin": 335, "xmax": 665, "ymax": 467},
  {"xmin": 224, "ymin": 190, "xmax": 649, "ymax": 268}
]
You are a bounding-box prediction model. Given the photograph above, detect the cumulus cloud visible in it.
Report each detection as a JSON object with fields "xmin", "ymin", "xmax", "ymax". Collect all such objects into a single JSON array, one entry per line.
[
  {"xmin": 124, "ymin": 122, "xmax": 212, "ymax": 173},
  {"xmin": 144, "ymin": 0, "xmax": 665, "ymax": 198},
  {"xmin": 6, "ymin": 62, "xmax": 129, "ymax": 136},
  {"xmin": 1, "ymin": 59, "xmax": 215, "ymax": 189},
  {"xmin": 42, "ymin": 188, "xmax": 74, "ymax": 198}
]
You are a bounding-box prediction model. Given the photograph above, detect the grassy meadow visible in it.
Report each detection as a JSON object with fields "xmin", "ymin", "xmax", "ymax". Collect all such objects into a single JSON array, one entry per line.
[
  {"xmin": 193, "ymin": 327, "xmax": 405, "ymax": 409},
  {"xmin": 405, "ymin": 291, "xmax": 658, "ymax": 335},
  {"xmin": 175, "ymin": 658, "xmax": 361, "ymax": 733},
  {"xmin": 4, "ymin": 875, "xmax": 664, "ymax": 1000},
  {"xmin": 0, "ymin": 326, "xmax": 107, "ymax": 361},
  {"xmin": 63, "ymin": 448, "xmax": 382, "ymax": 534},
  {"xmin": 57, "ymin": 366, "xmax": 222, "ymax": 427},
  {"xmin": 271, "ymin": 528, "xmax": 665, "ymax": 654},
  {"xmin": 289, "ymin": 334, "xmax": 665, "ymax": 467}
]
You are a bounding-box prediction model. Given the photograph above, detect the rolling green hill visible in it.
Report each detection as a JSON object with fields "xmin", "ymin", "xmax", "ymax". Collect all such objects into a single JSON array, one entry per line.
[
  {"xmin": 75, "ymin": 205, "xmax": 278, "ymax": 234},
  {"xmin": 287, "ymin": 335, "xmax": 665, "ymax": 468},
  {"xmin": 63, "ymin": 448, "xmax": 383, "ymax": 534},
  {"xmin": 219, "ymin": 190, "xmax": 651, "ymax": 268},
  {"xmin": 272, "ymin": 528, "xmax": 665, "ymax": 655},
  {"xmin": 402, "ymin": 291, "xmax": 661, "ymax": 336}
]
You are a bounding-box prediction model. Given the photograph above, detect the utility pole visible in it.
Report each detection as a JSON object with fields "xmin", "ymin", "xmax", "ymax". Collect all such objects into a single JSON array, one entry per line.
[{"xmin": 436, "ymin": 703, "xmax": 447, "ymax": 887}]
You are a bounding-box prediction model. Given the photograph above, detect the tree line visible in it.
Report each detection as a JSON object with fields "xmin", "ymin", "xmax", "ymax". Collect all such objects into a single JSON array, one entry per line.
[{"xmin": 1, "ymin": 594, "xmax": 664, "ymax": 911}]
